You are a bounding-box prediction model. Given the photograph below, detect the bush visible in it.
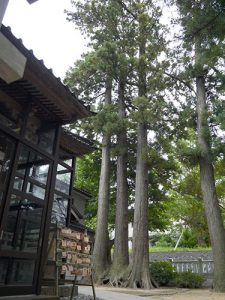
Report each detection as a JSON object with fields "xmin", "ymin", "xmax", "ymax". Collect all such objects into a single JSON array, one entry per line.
[
  {"xmin": 179, "ymin": 230, "xmax": 198, "ymax": 248},
  {"xmin": 151, "ymin": 233, "xmax": 176, "ymax": 248},
  {"xmin": 174, "ymin": 270, "xmax": 205, "ymax": 288},
  {"xmin": 150, "ymin": 261, "xmax": 175, "ymax": 286}
]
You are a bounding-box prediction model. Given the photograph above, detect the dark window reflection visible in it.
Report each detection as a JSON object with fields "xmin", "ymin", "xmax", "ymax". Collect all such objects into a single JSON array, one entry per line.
[
  {"xmin": 0, "ymin": 258, "xmax": 8, "ymax": 285},
  {"xmin": 0, "ymin": 191, "xmax": 3, "ymax": 206},
  {"xmin": 39, "ymin": 129, "xmax": 56, "ymax": 155},
  {"xmin": 51, "ymin": 194, "xmax": 69, "ymax": 226},
  {"xmin": 0, "ymin": 92, "xmax": 22, "ymax": 133},
  {"xmin": 0, "ymin": 132, "xmax": 14, "ymax": 186},
  {"xmin": 1, "ymin": 195, "xmax": 43, "ymax": 253},
  {"xmin": 24, "ymin": 110, "xmax": 55, "ymax": 154},
  {"xmin": 8, "ymin": 259, "xmax": 35, "ymax": 285},
  {"xmin": 0, "ymin": 258, "xmax": 34, "ymax": 286}
]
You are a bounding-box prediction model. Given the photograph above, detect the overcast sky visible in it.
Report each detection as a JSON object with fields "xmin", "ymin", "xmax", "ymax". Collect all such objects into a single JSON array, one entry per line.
[{"xmin": 3, "ymin": 0, "xmax": 87, "ymax": 79}]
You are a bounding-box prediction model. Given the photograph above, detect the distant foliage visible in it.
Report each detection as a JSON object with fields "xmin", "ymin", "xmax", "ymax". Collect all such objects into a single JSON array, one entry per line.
[
  {"xmin": 179, "ymin": 230, "xmax": 198, "ymax": 248},
  {"xmin": 152, "ymin": 233, "xmax": 176, "ymax": 248}
]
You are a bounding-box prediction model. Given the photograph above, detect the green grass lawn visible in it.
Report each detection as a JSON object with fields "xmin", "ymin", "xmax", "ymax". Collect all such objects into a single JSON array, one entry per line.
[{"xmin": 149, "ymin": 246, "xmax": 212, "ymax": 252}]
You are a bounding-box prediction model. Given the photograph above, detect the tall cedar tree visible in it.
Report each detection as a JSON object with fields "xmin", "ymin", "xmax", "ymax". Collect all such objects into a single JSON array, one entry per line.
[
  {"xmin": 66, "ymin": 0, "xmax": 130, "ymax": 280},
  {"xmin": 173, "ymin": 0, "xmax": 225, "ymax": 291},
  {"xmin": 93, "ymin": 77, "xmax": 112, "ymax": 278},
  {"xmin": 65, "ymin": 47, "xmax": 115, "ymax": 278},
  {"xmin": 124, "ymin": 0, "xmax": 166, "ymax": 288},
  {"xmin": 66, "ymin": 0, "xmax": 170, "ymax": 285}
]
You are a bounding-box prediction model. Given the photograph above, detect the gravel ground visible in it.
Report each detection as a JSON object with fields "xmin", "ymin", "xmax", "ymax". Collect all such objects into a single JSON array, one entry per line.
[
  {"xmin": 74, "ymin": 295, "xmax": 103, "ymax": 300},
  {"xmin": 60, "ymin": 294, "xmax": 103, "ymax": 300}
]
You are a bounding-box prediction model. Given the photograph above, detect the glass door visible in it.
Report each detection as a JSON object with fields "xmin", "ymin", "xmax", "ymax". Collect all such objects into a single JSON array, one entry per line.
[{"xmin": 0, "ymin": 143, "xmax": 52, "ymax": 295}]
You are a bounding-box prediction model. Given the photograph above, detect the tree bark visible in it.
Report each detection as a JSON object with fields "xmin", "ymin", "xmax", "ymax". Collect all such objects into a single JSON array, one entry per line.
[
  {"xmin": 128, "ymin": 122, "xmax": 153, "ymax": 289},
  {"xmin": 196, "ymin": 43, "xmax": 225, "ymax": 292},
  {"xmin": 128, "ymin": 4, "xmax": 153, "ymax": 287},
  {"xmin": 112, "ymin": 79, "xmax": 129, "ymax": 271},
  {"xmin": 93, "ymin": 78, "xmax": 112, "ymax": 281}
]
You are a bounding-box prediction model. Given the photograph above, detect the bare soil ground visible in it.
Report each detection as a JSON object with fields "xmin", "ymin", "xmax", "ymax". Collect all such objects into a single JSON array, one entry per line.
[{"xmin": 99, "ymin": 287, "xmax": 225, "ymax": 300}]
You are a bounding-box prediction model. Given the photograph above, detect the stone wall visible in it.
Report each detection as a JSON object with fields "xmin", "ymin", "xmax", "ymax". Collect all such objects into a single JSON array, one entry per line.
[{"xmin": 149, "ymin": 250, "xmax": 213, "ymax": 262}]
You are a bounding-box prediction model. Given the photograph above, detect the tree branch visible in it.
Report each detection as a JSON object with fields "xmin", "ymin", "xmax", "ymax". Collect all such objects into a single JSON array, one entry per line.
[
  {"xmin": 164, "ymin": 71, "xmax": 196, "ymax": 95},
  {"xmin": 187, "ymin": 11, "xmax": 223, "ymax": 40},
  {"xmin": 115, "ymin": 0, "xmax": 137, "ymax": 19}
]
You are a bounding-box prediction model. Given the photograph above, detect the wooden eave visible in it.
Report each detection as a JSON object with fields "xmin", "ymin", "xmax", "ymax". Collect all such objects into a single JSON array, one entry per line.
[
  {"xmin": 73, "ymin": 187, "xmax": 91, "ymax": 199},
  {"xmin": 60, "ymin": 128, "xmax": 95, "ymax": 156},
  {"xmin": 0, "ymin": 25, "xmax": 92, "ymax": 124}
]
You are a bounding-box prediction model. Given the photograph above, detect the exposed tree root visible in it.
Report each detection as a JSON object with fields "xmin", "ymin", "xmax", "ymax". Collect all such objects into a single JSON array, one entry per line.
[{"xmin": 93, "ymin": 265, "xmax": 157, "ymax": 290}]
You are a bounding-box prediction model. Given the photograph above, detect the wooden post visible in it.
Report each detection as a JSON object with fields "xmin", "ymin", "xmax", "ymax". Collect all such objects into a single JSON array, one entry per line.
[
  {"xmin": 198, "ymin": 258, "xmax": 203, "ymax": 275},
  {"xmin": 70, "ymin": 275, "xmax": 77, "ymax": 300},
  {"xmin": 90, "ymin": 273, "xmax": 96, "ymax": 300},
  {"xmin": 55, "ymin": 225, "xmax": 59, "ymax": 297}
]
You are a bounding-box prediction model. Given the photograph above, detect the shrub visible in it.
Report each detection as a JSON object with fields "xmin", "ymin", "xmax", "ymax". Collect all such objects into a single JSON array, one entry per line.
[
  {"xmin": 150, "ymin": 261, "xmax": 175, "ymax": 286},
  {"xmin": 179, "ymin": 230, "xmax": 198, "ymax": 248},
  {"xmin": 152, "ymin": 234, "xmax": 176, "ymax": 248},
  {"xmin": 174, "ymin": 270, "xmax": 205, "ymax": 288}
]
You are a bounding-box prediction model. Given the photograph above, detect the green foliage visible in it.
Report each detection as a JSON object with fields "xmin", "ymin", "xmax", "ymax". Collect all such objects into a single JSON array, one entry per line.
[
  {"xmin": 150, "ymin": 262, "xmax": 204, "ymax": 288},
  {"xmin": 150, "ymin": 246, "xmax": 211, "ymax": 252},
  {"xmin": 179, "ymin": 230, "xmax": 198, "ymax": 248},
  {"xmin": 75, "ymin": 152, "xmax": 101, "ymax": 229},
  {"xmin": 93, "ymin": 103, "xmax": 127, "ymax": 135},
  {"xmin": 153, "ymin": 234, "xmax": 176, "ymax": 248},
  {"xmin": 66, "ymin": 0, "xmax": 225, "ymax": 253},
  {"xmin": 150, "ymin": 261, "xmax": 176, "ymax": 286},
  {"xmin": 166, "ymin": 165, "xmax": 210, "ymax": 247},
  {"xmin": 173, "ymin": 271, "xmax": 205, "ymax": 288}
]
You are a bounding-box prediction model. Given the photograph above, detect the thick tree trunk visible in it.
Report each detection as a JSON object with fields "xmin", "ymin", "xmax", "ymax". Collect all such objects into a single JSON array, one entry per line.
[
  {"xmin": 93, "ymin": 78, "xmax": 112, "ymax": 281},
  {"xmin": 128, "ymin": 122, "xmax": 153, "ymax": 289},
  {"xmin": 196, "ymin": 74, "xmax": 225, "ymax": 292},
  {"xmin": 128, "ymin": 13, "xmax": 153, "ymax": 286},
  {"xmin": 112, "ymin": 80, "xmax": 129, "ymax": 272}
]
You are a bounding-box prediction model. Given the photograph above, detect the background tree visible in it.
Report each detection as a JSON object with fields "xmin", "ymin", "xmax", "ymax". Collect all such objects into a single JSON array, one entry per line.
[{"xmin": 166, "ymin": 0, "xmax": 225, "ymax": 291}]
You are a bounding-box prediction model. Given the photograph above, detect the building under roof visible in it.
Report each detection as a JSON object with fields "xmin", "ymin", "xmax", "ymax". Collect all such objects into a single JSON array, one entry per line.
[{"xmin": 0, "ymin": 24, "xmax": 94, "ymax": 298}]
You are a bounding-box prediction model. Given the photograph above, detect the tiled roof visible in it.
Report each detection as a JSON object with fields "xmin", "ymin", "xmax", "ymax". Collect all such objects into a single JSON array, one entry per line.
[
  {"xmin": 0, "ymin": 25, "xmax": 92, "ymax": 124},
  {"xmin": 61, "ymin": 127, "xmax": 95, "ymax": 156}
]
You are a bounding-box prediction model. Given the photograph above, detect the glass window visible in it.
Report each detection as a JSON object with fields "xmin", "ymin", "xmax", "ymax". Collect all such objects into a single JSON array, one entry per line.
[
  {"xmin": 51, "ymin": 194, "xmax": 69, "ymax": 226},
  {"xmin": 1, "ymin": 194, "xmax": 43, "ymax": 253},
  {"xmin": 59, "ymin": 149, "xmax": 73, "ymax": 167},
  {"xmin": 13, "ymin": 177, "xmax": 24, "ymax": 191},
  {"xmin": 24, "ymin": 109, "xmax": 56, "ymax": 154},
  {"xmin": 16, "ymin": 147, "xmax": 29, "ymax": 176},
  {"xmin": 0, "ymin": 132, "xmax": 15, "ymax": 186},
  {"xmin": 28, "ymin": 153, "xmax": 49, "ymax": 185},
  {"xmin": 26, "ymin": 182, "xmax": 46, "ymax": 200},
  {"xmin": 0, "ymin": 91, "xmax": 23, "ymax": 133},
  {"xmin": 14, "ymin": 147, "xmax": 29, "ymax": 191},
  {"xmin": 0, "ymin": 191, "xmax": 3, "ymax": 205},
  {"xmin": 24, "ymin": 112, "xmax": 40, "ymax": 145},
  {"xmin": 55, "ymin": 164, "xmax": 72, "ymax": 195},
  {"xmin": 39, "ymin": 129, "xmax": 56, "ymax": 155},
  {"xmin": 0, "ymin": 258, "xmax": 35, "ymax": 286},
  {"xmin": 0, "ymin": 258, "xmax": 8, "ymax": 284},
  {"xmin": 8, "ymin": 259, "xmax": 35, "ymax": 285},
  {"xmin": 14, "ymin": 147, "xmax": 50, "ymax": 200}
]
